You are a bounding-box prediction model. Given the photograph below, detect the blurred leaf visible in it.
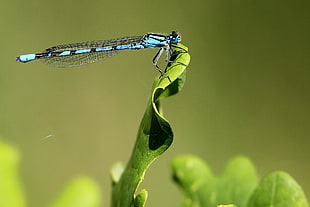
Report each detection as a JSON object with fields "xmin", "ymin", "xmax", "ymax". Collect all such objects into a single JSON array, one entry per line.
[
  {"xmin": 47, "ymin": 176, "xmax": 102, "ymax": 207},
  {"xmin": 172, "ymin": 155, "xmax": 215, "ymax": 207},
  {"xmin": 111, "ymin": 43, "xmax": 190, "ymax": 207},
  {"xmin": 172, "ymin": 155, "xmax": 258, "ymax": 207},
  {"xmin": 217, "ymin": 156, "xmax": 258, "ymax": 206},
  {"xmin": 248, "ymin": 171, "xmax": 309, "ymax": 207},
  {"xmin": 111, "ymin": 162, "xmax": 125, "ymax": 184},
  {"xmin": 0, "ymin": 138, "xmax": 26, "ymax": 207}
]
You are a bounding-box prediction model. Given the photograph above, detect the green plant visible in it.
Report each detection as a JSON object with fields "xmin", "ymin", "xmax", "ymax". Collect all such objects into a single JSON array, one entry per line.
[
  {"xmin": 110, "ymin": 43, "xmax": 190, "ymax": 206},
  {"xmin": 1, "ymin": 43, "xmax": 308, "ymax": 207},
  {"xmin": 172, "ymin": 155, "xmax": 308, "ymax": 207}
]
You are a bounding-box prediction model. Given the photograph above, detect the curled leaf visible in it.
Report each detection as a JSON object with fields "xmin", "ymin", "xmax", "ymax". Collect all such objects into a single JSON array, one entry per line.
[{"xmin": 111, "ymin": 43, "xmax": 190, "ymax": 207}]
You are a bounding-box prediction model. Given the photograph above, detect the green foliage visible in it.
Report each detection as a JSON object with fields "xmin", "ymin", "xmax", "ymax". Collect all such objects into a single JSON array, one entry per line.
[
  {"xmin": 0, "ymin": 138, "xmax": 102, "ymax": 207},
  {"xmin": 0, "ymin": 139, "xmax": 26, "ymax": 207},
  {"xmin": 248, "ymin": 171, "xmax": 308, "ymax": 207},
  {"xmin": 111, "ymin": 43, "xmax": 191, "ymax": 207},
  {"xmin": 172, "ymin": 155, "xmax": 309, "ymax": 207},
  {"xmin": 2, "ymin": 42, "xmax": 309, "ymax": 207},
  {"xmin": 47, "ymin": 176, "xmax": 102, "ymax": 207}
]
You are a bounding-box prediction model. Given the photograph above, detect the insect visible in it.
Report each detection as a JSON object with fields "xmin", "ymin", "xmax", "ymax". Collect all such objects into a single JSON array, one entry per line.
[{"xmin": 16, "ymin": 31, "xmax": 183, "ymax": 76}]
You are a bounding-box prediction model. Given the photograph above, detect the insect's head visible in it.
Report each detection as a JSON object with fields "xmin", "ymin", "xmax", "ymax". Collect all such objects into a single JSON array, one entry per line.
[{"xmin": 170, "ymin": 31, "xmax": 181, "ymax": 44}]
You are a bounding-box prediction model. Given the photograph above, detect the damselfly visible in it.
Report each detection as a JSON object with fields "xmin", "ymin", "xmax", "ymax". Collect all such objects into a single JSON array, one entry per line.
[{"xmin": 16, "ymin": 31, "xmax": 185, "ymax": 75}]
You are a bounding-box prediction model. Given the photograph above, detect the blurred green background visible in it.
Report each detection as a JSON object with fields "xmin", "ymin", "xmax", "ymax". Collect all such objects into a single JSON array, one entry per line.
[{"xmin": 1, "ymin": 0, "xmax": 309, "ymax": 206}]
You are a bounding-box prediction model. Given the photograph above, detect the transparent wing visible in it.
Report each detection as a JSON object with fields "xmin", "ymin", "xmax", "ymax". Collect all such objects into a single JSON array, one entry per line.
[
  {"xmin": 41, "ymin": 50, "xmax": 118, "ymax": 67},
  {"xmin": 41, "ymin": 35, "xmax": 144, "ymax": 67}
]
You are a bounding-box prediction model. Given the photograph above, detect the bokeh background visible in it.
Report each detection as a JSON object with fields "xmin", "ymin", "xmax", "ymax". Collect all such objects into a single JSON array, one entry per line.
[{"xmin": 1, "ymin": 0, "xmax": 309, "ymax": 206}]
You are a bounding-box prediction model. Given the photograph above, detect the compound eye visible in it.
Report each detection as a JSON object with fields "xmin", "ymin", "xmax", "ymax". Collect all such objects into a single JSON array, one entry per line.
[{"xmin": 171, "ymin": 31, "xmax": 178, "ymax": 37}]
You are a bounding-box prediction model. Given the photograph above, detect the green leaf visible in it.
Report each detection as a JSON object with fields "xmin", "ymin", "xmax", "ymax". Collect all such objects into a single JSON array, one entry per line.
[
  {"xmin": 47, "ymin": 176, "xmax": 102, "ymax": 207},
  {"xmin": 133, "ymin": 189, "xmax": 148, "ymax": 207},
  {"xmin": 217, "ymin": 156, "xmax": 258, "ymax": 207},
  {"xmin": 111, "ymin": 43, "xmax": 190, "ymax": 207},
  {"xmin": 0, "ymin": 138, "xmax": 26, "ymax": 207},
  {"xmin": 172, "ymin": 155, "xmax": 258, "ymax": 207},
  {"xmin": 171, "ymin": 155, "xmax": 215, "ymax": 207},
  {"xmin": 247, "ymin": 171, "xmax": 309, "ymax": 207}
]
